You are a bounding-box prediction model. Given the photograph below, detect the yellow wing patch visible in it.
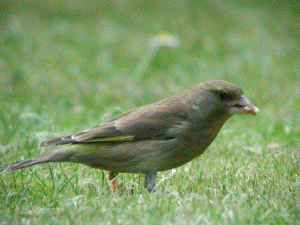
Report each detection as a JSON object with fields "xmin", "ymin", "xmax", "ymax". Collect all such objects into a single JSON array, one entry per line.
[{"xmin": 82, "ymin": 135, "xmax": 136, "ymax": 143}]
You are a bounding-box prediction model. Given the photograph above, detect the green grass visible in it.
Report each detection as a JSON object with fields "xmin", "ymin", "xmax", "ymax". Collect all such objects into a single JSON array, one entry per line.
[{"xmin": 0, "ymin": 0, "xmax": 299, "ymax": 224}]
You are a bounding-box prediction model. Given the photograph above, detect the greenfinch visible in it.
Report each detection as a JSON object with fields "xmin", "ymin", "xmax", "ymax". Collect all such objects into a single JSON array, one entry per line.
[{"xmin": 1, "ymin": 80, "xmax": 259, "ymax": 192}]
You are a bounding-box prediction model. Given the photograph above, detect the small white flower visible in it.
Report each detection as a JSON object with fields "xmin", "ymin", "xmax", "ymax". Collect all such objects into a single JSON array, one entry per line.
[{"xmin": 149, "ymin": 32, "xmax": 180, "ymax": 48}]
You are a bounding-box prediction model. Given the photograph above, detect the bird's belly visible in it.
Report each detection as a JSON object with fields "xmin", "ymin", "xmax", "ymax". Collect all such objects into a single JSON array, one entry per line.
[{"xmin": 67, "ymin": 138, "xmax": 211, "ymax": 173}]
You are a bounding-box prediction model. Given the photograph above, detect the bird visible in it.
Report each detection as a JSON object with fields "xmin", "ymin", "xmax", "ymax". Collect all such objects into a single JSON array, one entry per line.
[{"xmin": 0, "ymin": 80, "xmax": 259, "ymax": 192}]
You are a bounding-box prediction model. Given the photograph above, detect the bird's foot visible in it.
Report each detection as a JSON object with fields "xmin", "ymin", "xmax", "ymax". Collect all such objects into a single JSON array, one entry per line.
[
  {"xmin": 108, "ymin": 172, "xmax": 118, "ymax": 192},
  {"xmin": 144, "ymin": 170, "xmax": 157, "ymax": 192}
]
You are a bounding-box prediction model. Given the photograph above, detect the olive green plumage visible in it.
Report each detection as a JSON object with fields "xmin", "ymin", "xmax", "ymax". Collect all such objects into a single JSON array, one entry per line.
[{"xmin": 0, "ymin": 80, "xmax": 259, "ymax": 192}]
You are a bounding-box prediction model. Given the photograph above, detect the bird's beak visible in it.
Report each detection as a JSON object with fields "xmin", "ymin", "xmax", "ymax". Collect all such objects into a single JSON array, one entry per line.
[{"xmin": 228, "ymin": 95, "xmax": 260, "ymax": 115}]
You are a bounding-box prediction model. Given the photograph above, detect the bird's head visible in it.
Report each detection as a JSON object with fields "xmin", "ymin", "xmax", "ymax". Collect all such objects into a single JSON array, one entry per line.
[{"xmin": 189, "ymin": 80, "xmax": 260, "ymax": 119}]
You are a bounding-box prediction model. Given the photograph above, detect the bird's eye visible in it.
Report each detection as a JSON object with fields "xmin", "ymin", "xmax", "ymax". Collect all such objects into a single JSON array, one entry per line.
[{"xmin": 219, "ymin": 91, "xmax": 230, "ymax": 100}]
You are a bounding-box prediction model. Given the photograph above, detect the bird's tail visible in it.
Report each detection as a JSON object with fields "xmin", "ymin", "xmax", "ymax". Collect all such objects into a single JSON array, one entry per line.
[{"xmin": 0, "ymin": 150, "xmax": 72, "ymax": 172}]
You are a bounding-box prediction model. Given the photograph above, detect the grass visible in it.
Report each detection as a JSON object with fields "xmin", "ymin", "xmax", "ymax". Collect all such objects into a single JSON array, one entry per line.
[{"xmin": 0, "ymin": 0, "xmax": 299, "ymax": 224}]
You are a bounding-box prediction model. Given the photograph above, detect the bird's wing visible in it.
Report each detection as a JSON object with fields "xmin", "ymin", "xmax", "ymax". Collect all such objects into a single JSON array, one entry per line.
[{"xmin": 39, "ymin": 97, "xmax": 188, "ymax": 147}]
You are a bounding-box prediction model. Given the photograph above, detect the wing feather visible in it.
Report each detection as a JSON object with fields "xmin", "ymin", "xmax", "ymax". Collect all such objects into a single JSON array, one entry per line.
[{"xmin": 39, "ymin": 95, "xmax": 188, "ymax": 147}]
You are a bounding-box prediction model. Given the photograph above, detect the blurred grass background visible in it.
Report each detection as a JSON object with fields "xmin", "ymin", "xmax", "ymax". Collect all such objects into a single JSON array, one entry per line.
[{"xmin": 0, "ymin": 0, "xmax": 299, "ymax": 224}]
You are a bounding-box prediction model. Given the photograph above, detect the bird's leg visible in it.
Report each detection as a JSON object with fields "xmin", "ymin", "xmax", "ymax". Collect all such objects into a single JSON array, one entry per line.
[
  {"xmin": 144, "ymin": 170, "xmax": 157, "ymax": 192},
  {"xmin": 108, "ymin": 172, "xmax": 118, "ymax": 192}
]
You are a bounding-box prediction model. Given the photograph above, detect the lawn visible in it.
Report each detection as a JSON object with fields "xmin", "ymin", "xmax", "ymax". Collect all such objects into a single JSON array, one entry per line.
[{"xmin": 0, "ymin": 0, "xmax": 299, "ymax": 224}]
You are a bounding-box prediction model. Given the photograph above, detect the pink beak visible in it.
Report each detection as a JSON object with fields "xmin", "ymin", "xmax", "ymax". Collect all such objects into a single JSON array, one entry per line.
[{"xmin": 229, "ymin": 95, "xmax": 260, "ymax": 115}]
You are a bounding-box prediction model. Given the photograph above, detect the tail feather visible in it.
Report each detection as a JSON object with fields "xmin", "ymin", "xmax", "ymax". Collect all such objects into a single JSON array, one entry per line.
[
  {"xmin": 39, "ymin": 135, "xmax": 77, "ymax": 147},
  {"xmin": 0, "ymin": 151, "xmax": 72, "ymax": 172}
]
